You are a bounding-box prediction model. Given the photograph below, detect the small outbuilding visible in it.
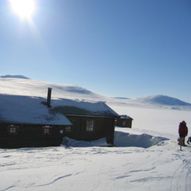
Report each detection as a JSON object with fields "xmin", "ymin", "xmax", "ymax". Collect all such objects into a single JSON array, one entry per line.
[{"xmin": 115, "ymin": 115, "xmax": 133, "ymax": 128}]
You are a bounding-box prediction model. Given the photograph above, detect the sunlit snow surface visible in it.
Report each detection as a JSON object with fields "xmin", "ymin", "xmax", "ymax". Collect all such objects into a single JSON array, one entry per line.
[{"xmin": 0, "ymin": 77, "xmax": 191, "ymax": 191}]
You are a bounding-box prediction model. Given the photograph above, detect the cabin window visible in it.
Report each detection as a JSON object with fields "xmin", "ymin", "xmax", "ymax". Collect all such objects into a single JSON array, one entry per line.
[
  {"xmin": 9, "ymin": 127, "xmax": 17, "ymax": 134},
  {"xmin": 122, "ymin": 121, "xmax": 126, "ymax": 126},
  {"xmin": 65, "ymin": 126, "xmax": 71, "ymax": 132},
  {"xmin": 8, "ymin": 125, "xmax": 18, "ymax": 134},
  {"xmin": 86, "ymin": 120, "xmax": 94, "ymax": 132},
  {"xmin": 43, "ymin": 126, "xmax": 51, "ymax": 135},
  {"xmin": 60, "ymin": 129, "xmax": 64, "ymax": 134}
]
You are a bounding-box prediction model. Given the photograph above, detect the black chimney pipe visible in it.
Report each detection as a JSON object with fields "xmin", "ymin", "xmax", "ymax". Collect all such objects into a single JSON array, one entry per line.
[{"xmin": 47, "ymin": 87, "xmax": 52, "ymax": 108}]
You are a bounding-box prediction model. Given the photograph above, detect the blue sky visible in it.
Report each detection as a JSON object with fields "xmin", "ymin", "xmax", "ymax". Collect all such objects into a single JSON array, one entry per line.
[{"xmin": 0, "ymin": 0, "xmax": 191, "ymax": 101}]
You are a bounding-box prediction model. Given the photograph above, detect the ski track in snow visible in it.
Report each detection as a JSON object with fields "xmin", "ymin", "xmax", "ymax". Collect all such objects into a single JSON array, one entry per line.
[
  {"xmin": 0, "ymin": 131, "xmax": 191, "ymax": 191},
  {"xmin": 36, "ymin": 174, "xmax": 73, "ymax": 187},
  {"xmin": 0, "ymin": 186, "xmax": 15, "ymax": 191},
  {"xmin": 170, "ymin": 150, "xmax": 191, "ymax": 191},
  {"xmin": 0, "ymin": 141, "xmax": 191, "ymax": 191}
]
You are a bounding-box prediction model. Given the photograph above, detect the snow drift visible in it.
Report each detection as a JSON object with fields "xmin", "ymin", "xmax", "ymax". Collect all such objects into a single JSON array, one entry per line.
[
  {"xmin": 63, "ymin": 130, "xmax": 168, "ymax": 148},
  {"xmin": 114, "ymin": 130, "xmax": 168, "ymax": 148}
]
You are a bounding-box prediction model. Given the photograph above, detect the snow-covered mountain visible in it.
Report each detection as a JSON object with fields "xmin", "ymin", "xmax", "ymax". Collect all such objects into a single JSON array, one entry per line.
[
  {"xmin": 113, "ymin": 97, "xmax": 130, "ymax": 100},
  {"xmin": 135, "ymin": 95, "xmax": 191, "ymax": 107},
  {"xmin": 0, "ymin": 75, "xmax": 190, "ymax": 110},
  {"xmin": 113, "ymin": 95, "xmax": 191, "ymax": 110}
]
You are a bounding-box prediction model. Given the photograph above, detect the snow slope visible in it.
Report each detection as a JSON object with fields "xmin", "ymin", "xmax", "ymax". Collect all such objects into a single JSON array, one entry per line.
[
  {"xmin": 0, "ymin": 76, "xmax": 191, "ymax": 191},
  {"xmin": 0, "ymin": 77, "xmax": 118, "ymax": 124},
  {"xmin": 0, "ymin": 77, "xmax": 104, "ymax": 101},
  {"xmin": 0, "ymin": 128, "xmax": 191, "ymax": 191},
  {"xmin": 112, "ymin": 95, "xmax": 191, "ymax": 110}
]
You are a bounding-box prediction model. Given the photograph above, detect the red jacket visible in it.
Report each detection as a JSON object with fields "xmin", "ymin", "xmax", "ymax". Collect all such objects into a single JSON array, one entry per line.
[{"xmin": 179, "ymin": 122, "xmax": 188, "ymax": 137}]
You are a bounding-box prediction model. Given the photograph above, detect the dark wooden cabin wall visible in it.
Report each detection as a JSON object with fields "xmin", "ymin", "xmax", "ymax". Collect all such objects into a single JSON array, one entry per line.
[
  {"xmin": 0, "ymin": 123, "xmax": 66, "ymax": 148},
  {"xmin": 65, "ymin": 116, "xmax": 115, "ymax": 144}
]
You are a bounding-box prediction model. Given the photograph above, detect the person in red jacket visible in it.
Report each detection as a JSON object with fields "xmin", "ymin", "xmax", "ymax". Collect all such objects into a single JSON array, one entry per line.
[{"xmin": 178, "ymin": 121, "xmax": 188, "ymax": 146}]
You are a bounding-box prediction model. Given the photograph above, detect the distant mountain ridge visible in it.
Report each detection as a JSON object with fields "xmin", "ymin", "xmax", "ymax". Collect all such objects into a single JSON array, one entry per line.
[
  {"xmin": 53, "ymin": 85, "xmax": 94, "ymax": 95},
  {"xmin": 135, "ymin": 95, "xmax": 191, "ymax": 107},
  {"xmin": 0, "ymin": 75, "xmax": 190, "ymax": 108},
  {"xmin": 114, "ymin": 97, "xmax": 130, "ymax": 100},
  {"xmin": 0, "ymin": 75, "xmax": 30, "ymax": 79}
]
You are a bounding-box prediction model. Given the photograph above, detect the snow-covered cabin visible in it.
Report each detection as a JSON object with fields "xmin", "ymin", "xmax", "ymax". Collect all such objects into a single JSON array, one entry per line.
[
  {"xmin": 0, "ymin": 94, "xmax": 71, "ymax": 148},
  {"xmin": 51, "ymin": 99, "xmax": 119, "ymax": 145},
  {"xmin": 0, "ymin": 94, "xmax": 119, "ymax": 148}
]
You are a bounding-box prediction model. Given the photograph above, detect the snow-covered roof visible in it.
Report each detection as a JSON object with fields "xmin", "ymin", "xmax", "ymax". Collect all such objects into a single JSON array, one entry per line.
[
  {"xmin": 52, "ymin": 99, "xmax": 119, "ymax": 117},
  {"xmin": 119, "ymin": 115, "xmax": 133, "ymax": 119},
  {"xmin": 0, "ymin": 94, "xmax": 71, "ymax": 126}
]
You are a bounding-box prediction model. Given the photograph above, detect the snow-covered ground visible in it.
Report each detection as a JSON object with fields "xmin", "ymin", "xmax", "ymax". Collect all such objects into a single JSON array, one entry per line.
[{"xmin": 0, "ymin": 76, "xmax": 191, "ymax": 191}]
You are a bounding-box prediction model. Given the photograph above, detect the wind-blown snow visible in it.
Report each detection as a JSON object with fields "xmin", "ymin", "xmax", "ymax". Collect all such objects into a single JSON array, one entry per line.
[{"xmin": 0, "ymin": 77, "xmax": 191, "ymax": 191}]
